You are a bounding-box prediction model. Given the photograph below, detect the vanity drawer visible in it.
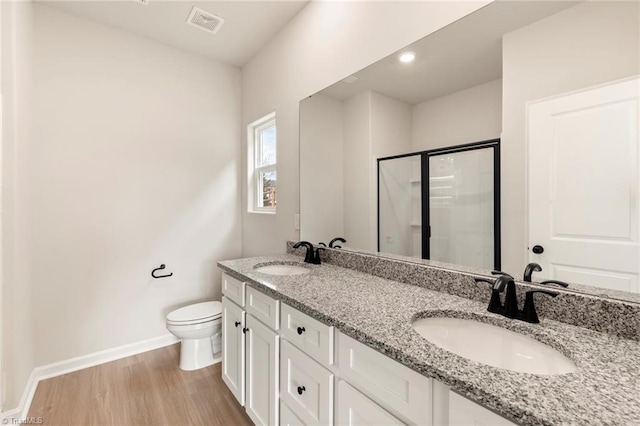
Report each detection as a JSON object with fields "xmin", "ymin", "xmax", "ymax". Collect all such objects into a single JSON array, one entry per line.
[
  {"xmin": 449, "ymin": 392, "xmax": 516, "ymax": 426},
  {"xmin": 280, "ymin": 402, "xmax": 306, "ymax": 426},
  {"xmin": 280, "ymin": 303, "xmax": 334, "ymax": 367},
  {"xmin": 246, "ymin": 286, "xmax": 280, "ymax": 331},
  {"xmin": 280, "ymin": 341, "xmax": 334, "ymax": 426},
  {"xmin": 336, "ymin": 332, "xmax": 432, "ymax": 425},
  {"xmin": 336, "ymin": 380, "xmax": 404, "ymax": 426},
  {"xmin": 222, "ymin": 273, "xmax": 245, "ymax": 307}
]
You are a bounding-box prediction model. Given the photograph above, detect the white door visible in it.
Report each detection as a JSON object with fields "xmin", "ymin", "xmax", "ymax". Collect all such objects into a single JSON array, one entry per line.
[
  {"xmin": 528, "ymin": 77, "xmax": 640, "ymax": 293},
  {"xmin": 222, "ymin": 296, "xmax": 245, "ymax": 405},
  {"xmin": 245, "ymin": 314, "xmax": 279, "ymax": 426}
]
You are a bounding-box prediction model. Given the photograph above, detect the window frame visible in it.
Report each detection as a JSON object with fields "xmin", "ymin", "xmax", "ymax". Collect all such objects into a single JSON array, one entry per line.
[{"xmin": 248, "ymin": 112, "xmax": 277, "ymax": 214}]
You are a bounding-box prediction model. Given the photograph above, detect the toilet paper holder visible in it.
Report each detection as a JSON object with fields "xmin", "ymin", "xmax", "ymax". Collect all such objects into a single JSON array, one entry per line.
[{"xmin": 152, "ymin": 264, "xmax": 173, "ymax": 279}]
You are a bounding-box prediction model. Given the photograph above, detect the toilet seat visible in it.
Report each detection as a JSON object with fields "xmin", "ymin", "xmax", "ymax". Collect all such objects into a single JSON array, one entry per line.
[{"xmin": 167, "ymin": 301, "xmax": 222, "ymax": 326}]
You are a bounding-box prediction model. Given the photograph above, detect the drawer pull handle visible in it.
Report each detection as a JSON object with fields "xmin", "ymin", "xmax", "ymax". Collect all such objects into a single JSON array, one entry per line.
[
  {"xmin": 242, "ymin": 327, "xmax": 249, "ymax": 334},
  {"xmin": 297, "ymin": 326, "xmax": 306, "ymax": 335},
  {"xmin": 297, "ymin": 386, "xmax": 306, "ymax": 395},
  {"xmin": 234, "ymin": 321, "xmax": 241, "ymax": 327}
]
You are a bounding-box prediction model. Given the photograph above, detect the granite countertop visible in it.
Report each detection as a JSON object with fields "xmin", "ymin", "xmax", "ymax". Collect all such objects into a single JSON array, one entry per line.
[{"xmin": 218, "ymin": 255, "xmax": 640, "ymax": 426}]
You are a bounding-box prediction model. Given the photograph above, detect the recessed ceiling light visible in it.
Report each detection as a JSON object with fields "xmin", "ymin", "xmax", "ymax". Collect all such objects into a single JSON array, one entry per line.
[{"xmin": 399, "ymin": 51, "xmax": 416, "ymax": 63}]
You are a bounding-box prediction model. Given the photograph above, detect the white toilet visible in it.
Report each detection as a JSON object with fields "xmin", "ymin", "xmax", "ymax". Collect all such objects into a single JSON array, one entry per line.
[{"xmin": 166, "ymin": 301, "xmax": 222, "ymax": 371}]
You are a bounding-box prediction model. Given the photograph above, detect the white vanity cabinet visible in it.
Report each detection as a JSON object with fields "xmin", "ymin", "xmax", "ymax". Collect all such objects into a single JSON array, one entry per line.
[
  {"xmin": 221, "ymin": 273, "xmax": 280, "ymax": 426},
  {"xmin": 221, "ymin": 272, "xmax": 519, "ymax": 426}
]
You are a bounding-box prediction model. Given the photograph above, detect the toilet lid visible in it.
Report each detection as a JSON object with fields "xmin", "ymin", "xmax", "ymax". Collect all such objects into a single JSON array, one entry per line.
[{"xmin": 167, "ymin": 301, "xmax": 222, "ymax": 324}]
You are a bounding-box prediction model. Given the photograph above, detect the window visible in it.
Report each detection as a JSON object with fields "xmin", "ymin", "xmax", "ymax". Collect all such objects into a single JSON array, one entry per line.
[{"xmin": 248, "ymin": 112, "xmax": 277, "ymax": 213}]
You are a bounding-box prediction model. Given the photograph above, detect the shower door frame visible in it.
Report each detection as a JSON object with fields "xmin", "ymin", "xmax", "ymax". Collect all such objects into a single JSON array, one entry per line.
[{"xmin": 377, "ymin": 138, "xmax": 501, "ymax": 270}]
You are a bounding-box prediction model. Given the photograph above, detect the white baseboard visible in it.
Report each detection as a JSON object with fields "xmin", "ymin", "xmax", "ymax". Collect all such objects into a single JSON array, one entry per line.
[{"xmin": 1, "ymin": 334, "xmax": 179, "ymax": 420}]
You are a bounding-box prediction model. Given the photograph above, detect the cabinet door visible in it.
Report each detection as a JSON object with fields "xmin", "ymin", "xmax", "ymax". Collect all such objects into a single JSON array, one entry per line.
[
  {"xmin": 222, "ymin": 297, "xmax": 245, "ymax": 405},
  {"xmin": 245, "ymin": 314, "xmax": 280, "ymax": 426},
  {"xmin": 449, "ymin": 392, "xmax": 516, "ymax": 426},
  {"xmin": 336, "ymin": 380, "xmax": 404, "ymax": 426}
]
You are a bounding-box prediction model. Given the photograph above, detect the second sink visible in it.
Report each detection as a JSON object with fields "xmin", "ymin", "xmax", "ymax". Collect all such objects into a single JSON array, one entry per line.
[
  {"xmin": 412, "ymin": 317, "xmax": 576, "ymax": 375},
  {"xmin": 253, "ymin": 262, "xmax": 310, "ymax": 276}
]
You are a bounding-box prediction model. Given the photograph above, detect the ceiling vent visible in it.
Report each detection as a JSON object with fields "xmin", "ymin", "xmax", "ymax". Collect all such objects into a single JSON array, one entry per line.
[{"xmin": 186, "ymin": 7, "xmax": 225, "ymax": 35}]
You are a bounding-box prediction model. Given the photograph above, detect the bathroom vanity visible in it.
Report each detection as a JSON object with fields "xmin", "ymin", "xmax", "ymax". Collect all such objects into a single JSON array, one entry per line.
[{"xmin": 217, "ymin": 252, "xmax": 640, "ymax": 426}]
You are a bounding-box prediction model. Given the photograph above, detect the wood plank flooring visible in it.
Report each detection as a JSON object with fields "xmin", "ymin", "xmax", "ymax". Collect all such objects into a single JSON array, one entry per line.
[{"xmin": 28, "ymin": 344, "xmax": 252, "ymax": 426}]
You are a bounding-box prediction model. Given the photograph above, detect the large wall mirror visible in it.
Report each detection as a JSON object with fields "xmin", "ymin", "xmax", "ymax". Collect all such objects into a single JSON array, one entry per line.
[{"xmin": 300, "ymin": 1, "xmax": 640, "ymax": 303}]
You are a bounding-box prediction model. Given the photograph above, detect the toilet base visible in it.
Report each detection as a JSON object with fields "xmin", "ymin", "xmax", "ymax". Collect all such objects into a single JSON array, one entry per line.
[{"xmin": 179, "ymin": 336, "xmax": 217, "ymax": 371}]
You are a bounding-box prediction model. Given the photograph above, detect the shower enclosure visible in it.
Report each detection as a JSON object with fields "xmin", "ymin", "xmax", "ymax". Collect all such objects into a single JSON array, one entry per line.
[{"xmin": 377, "ymin": 139, "xmax": 500, "ymax": 270}]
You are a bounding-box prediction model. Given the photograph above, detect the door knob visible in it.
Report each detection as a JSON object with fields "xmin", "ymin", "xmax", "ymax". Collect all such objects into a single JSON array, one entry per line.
[{"xmin": 532, "ymin": 245, "xmax": 544, "ymax": 254}]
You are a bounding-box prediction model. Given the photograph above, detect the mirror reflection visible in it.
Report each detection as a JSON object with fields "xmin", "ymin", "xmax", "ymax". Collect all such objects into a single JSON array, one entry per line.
[{"xmin": 300, "ymin": 1, "xmax": 640, "ymax": 302}]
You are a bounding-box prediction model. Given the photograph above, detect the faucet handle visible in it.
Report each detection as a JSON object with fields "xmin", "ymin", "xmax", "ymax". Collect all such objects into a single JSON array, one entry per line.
[
  {"xmin": 312, "ymin": 247, "xmax": 325, "ymax": 265},
  {"xmin": 521, "ymin": 290, "xmax": 558, "ymax": 323},
  {"xmin": 491, "ymin": 270, "xmax": 514, "ymax": 279},
  {"xmin": 540, "ymin": 279, "xmax": 569, "ymax": 288},
  {"xmin": 329, "ymin": 237, "xmax": 346, "ymax": 248},
  {"xmin": 474, "ymin": 278, "xmax": 495, "ymax": 286}
]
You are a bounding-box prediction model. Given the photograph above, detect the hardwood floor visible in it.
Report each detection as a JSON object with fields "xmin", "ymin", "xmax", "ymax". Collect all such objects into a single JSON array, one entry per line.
[{"xmin": 28, "ymin": 344, "xmax": 253, "ymax": 426}]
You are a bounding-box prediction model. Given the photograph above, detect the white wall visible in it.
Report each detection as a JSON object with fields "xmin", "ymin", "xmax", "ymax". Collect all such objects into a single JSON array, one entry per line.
[
  {"xmin": 370, "ymin": 91, "xmax": 413, "ymax": 252},
  {"xmin": 1, "ymin": 0, "xmax": 35, "ymax": 410},
  {"xmin": 299, "ymin": 94, "xmax": 344, "ymax": 243},
  {"xmin": 412, "ymin": 78, "xmax": 502, "ymax": 151},
  {"xmin": 343, "ymin": 92, "xmax": 371, "ymax": 250},
  {"xmin": 240, "ymin": 0, "xmax": 491, "ymax": 256},
  {"xmin": 501, "ymin": 1, "xmax": 640, "ymax": 274},
  {"xmin": 28, "ymin": 5, "xmax": 241, "ymax": 367}
]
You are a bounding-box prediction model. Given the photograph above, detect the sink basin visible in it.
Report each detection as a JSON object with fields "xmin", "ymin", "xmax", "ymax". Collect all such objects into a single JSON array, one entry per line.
[
  {"xmin": 412, "ymin": 317, "xmax": 576, "ymax": 375},
  {"xmin": 253, "ymin": 263, "xmax": 310, "ymax": 276}
]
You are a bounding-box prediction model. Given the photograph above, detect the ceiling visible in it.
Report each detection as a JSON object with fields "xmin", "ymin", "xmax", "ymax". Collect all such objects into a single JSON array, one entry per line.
[
  {"xmin": 320, "ymin": 1, "xmax": 579, "ymax": 105},
  {"xmin": 40, "ymin": 0, "xmax": 309, "ymax": 68}
]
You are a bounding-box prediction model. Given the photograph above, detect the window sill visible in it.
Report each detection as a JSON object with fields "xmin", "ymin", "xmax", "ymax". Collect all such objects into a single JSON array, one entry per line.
[{"xmin": 249, "ymin": 209, "xmax": 276, "ymax": 215}]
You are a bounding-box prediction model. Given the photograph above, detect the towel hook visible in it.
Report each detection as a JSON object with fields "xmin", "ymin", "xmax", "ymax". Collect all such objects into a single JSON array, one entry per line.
[{"xmin": 152, "ymin": 264, "xmax": 173, "ymax": 279}]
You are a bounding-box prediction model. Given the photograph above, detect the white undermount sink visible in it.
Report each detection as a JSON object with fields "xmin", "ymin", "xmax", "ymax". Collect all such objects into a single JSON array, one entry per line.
[
  {"xmin": 412, "ymin": 317, "xmax": 577, "ymax": 375},
  {"xmin": 253, "ymin": 263, "xmax": 311, "ymax": 276}
]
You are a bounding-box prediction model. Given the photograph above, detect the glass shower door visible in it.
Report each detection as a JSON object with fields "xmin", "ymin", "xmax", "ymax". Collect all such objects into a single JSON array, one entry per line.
[{"xmin": 428, "ymin": 147, "xmax": 495, "ymax": 269}]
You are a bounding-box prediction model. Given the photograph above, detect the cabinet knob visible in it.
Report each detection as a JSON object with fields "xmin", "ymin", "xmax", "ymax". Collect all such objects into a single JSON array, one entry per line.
[
  {"xmin": 297, "ymin": 326, "xmax": 306, "ymax": 335},
  {"xmin": 234, "ymin": 321, "xmax": 241, "ymax": 327},
  {"xmin": 297, "ymin": 386, "xmax": 306, "ymax": 395},
  {"xmin": 242, "ymin": 327, "xmax": 249, "ymax": 334}
]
